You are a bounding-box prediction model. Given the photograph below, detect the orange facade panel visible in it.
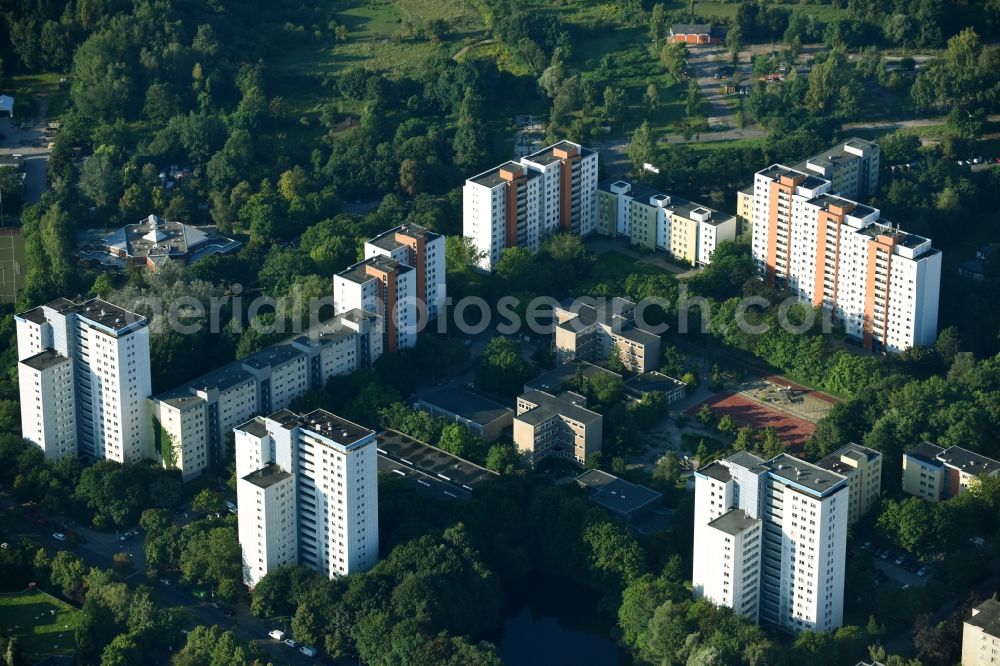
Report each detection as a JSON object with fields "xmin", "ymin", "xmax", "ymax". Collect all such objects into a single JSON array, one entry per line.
[
  {"xmin": 813, "ymin": 209, "xmax": 845, "ymax": 308},
  {"xmin": 365, "ymin": 263, "xmax": 398, "ymax": 353},
  {"xmin": 862, "ymin": 235, "xmax": 897, "ymax": 351},
  {"xmin": 559, "ymin": 157, "xmax": 576, "ymax": 231}
]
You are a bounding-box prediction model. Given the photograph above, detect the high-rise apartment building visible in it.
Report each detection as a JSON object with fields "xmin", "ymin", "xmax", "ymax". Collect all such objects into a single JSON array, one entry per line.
[
  {"xmin": 962, "ymin": 597, "xmax": 1000, "ymax": 666},
  {"xmin": 737, "ymin": 137, "xmax": 881, "ymax": 227},
  {"xmin": 236, "ymin": 409, "xmax": 379, "ymax": 588},
  {"xmin": 463, "ymin": 141, "xmax": 598, "ymax": 271},
  {"xmin": 750, "ymin": 164, "xmax": 941, "ymax": 352},
  {"xmin": 16, "ymin": 298, "xmax": 152, "ymax": 464},
  {"xmin": 693, "ymin": 451, "xmax": 849, "ymax": 633},
  {"xmin": 364, "ymin": 224, "xmax": 446, "ymax": 321},
  {"xmin": 334, "ymin": 256, "xmax": 416, "ymax": 352},
  {"xmin": 597, "ymin": 180, "xmax": 737, "ymax": 266},
  {"xmin": 151, "ymin": 310, "xmax": 382, "ymax": 480},
  {"xmin": 816, "ymin": 443, "xmax": 882, "ymax": 526}
]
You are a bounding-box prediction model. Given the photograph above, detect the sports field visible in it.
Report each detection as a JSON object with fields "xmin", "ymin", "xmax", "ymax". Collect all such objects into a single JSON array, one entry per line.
[
  {"xmin": 0, "ymin": 589, "xmax": 82, "ymax": 660},
  {"xmin": 686, "ymin": 391, "xmax": 816, "ymax": 453},
  {"xmin": 0, "ymin": 228, "xmax": 24, "ymax": 304}
]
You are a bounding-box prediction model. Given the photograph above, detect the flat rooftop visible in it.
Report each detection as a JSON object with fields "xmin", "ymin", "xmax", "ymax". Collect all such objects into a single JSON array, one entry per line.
[
  {"xmin": 938, "ymin": 446, "xmax": 1000, "ymax": 476},
  {"xmin": 522, "ymin": 140, "xmax": 595, "ymax": 166},
  {"xmin": 525, "ymin": 360, "xmax": 621, "ymax": 394},
  {"xmin": 377, "ymin": 429, "xmax": 497, "ymax": 488},
  {"xmin": 15, "ymin": 307, "xmax": 48, "ymax": 325},
  {"xmin": 798, "ymin": 137, "xmax": 877, "ymax": 172},
  {"xmin": 817, "ymin": 442, "xmax": 881, "ymax": 476},
  {"xmin": 858, "ymin": 222, "xmax": 929, "ymax": 249},
  {"xmin": 625, "ymin": 371, "xmax": 686, "ymax": 396},
  {"xmin": 613, "ymin": 325, "xmax": 661, "ymax": 347},
  {"xmin": 419, "ymin": 385, "xmax": 513, "ymax": 426},
  {"xmin": 241, "ymin": 344, "xmax": 304, "ymax": 370},
  {"xmin": 697, "ymin": 461, "xmax": 732, "ymax": 483},
  {"xmin": 336, "ymin": 255, "xmax": 413, "ymax": 284},
  {"xmin": 967, "ymin": 598, "xmax": 1000, "ymax": 638},
  {"xmin": 905, "ymin": 441, "xmax": 945, "ymax": 466},
  {"xmin": 764, "ymin": 453, "xmax": 846, "ymax": 497},
  {"xmin": 235, "ymin": 416, "xmax": 270, "ymax": 439},
  {"xmin": 28, "ymin": 298, "xmax": 147, "ymax": 334},
  {"xmin": 758, "ymin": 164, "xmax": 829, "ymax": 191},
  {"xmin": 557, "ymin": 296, "xmax": 634, "ymax": 330},
  {"xmin": 298, "ymin": 409, "xmax": 374, "ymax": 447},
  {"xmin": 243, "ymin": 463, "xmax": 292, "ymax": 489},
  {"xmin": 709, "ymin": 508, "xmax": 759, "ymax": 536},
  {"xmin": 20, "ymin": 349, "xmax": 70, "ymax": 371},
  {"xmin": 576, "ymin": 469, "xmax": 663, "ymax": 517},
  {"xmin": 366, "ymin": 223, "xmax": 440, "ymax": 252},
  {"xmin": 467, "ymin": 161, "xmax": 540, "ymax": 188},
  {"xmin": 725, "ymin": 451, "xmax": 767, "ymax": 473},
  {"xmin": 517, "ymin": 389, "xmax": 602, "ymax": 427}
]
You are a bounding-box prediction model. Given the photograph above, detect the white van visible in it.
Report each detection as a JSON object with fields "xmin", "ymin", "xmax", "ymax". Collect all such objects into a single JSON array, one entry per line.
[
  {"xmin": 268, "ymin": 629, "xmax": 285, "ymax": 641},
  {"xmin": 225, "ymin": 500, "xmax": 237, "ymax": 514},
  {"xmin": 299, "ymin": 646, "xmax": 317, "ymax": 658}
]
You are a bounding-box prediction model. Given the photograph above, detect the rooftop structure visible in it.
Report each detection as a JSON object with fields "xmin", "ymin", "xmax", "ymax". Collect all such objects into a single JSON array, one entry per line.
[
  {"xmin": 93, "ymin": 214, "xmax": 240, "ymax": 270},
  {"xmin": 576, "ymin": 469, "xmax": 663, "ymax": 521},
  {"xmin": 624, "ymin": 371, "xmax": 687, "ymax": 403},
  {"xmin": 524, "ymin": 360, "xmax": 621, "ymax": 395},
  {"xmin": 962, "ymin": 597, "xmax": 1000, "ymax": 665},
  {"xmin": 416, "ymin": 386, "xmax": 513, "ymax": 442}
]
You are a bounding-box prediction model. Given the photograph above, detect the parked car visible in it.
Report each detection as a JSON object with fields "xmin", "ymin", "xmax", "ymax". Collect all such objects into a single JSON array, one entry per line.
[
  {"xmin": 268, "ymin": 629, "xmax": 285, "ymax": 641},
  {"xmin": 916, "ymin": 566, "xmax": 929, "ymax": 577},
  {"xmin": 894, "ymin": 553, "xmax": 906, "ymax": 566},
  {"xmin": 861, "ymin": 541, "xmax": 873, "ymax": 550},
  {"xmin": 283, "ymin": 638, "xmax": 297, "ymax": 648},
  {"xmin": 970, "ymin": 536, "xmax": 986, "ymax": 547},
  {"xmin": 300, "ymin": 646, "xmax": 317, "ymax": 658},
  {"xmin": 159, "ymin": 578, "xmax": 171, "ymax": 586},
  {"xmin": 52, "ymin": 532, "xmax": 65, "ymax": 541}
]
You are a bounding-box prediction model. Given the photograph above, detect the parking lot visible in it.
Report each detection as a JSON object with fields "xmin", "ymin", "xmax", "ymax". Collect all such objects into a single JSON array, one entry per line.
[
  {"xmin": 377, "ymin": 430, "xmax": 497, "ymax": 500},
  {"xmin": 864, "ymin": 542, "xmax": 933, "ymax": 589}
]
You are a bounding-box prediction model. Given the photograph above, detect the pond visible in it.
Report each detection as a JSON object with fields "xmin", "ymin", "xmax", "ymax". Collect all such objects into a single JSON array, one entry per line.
[{"xmin": 498, "ymin": 575, "xmax": 626, "ymax": 666}]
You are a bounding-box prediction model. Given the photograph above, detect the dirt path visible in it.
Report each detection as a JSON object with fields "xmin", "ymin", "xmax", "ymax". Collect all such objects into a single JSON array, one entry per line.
[{"xmin": 452, "ymin": 38, "xmax": 495, "ymax": 61}]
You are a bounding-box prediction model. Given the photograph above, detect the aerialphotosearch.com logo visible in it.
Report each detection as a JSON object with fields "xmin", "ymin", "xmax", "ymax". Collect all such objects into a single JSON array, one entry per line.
[{"xmin": 124, "ymin": 283, "xmax": 838, "ymax": 341}]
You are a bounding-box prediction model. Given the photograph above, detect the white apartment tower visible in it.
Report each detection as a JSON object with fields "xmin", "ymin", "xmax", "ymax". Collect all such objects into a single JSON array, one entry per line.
[
  {"xmin": 15, "ymin": 298, "xmax": 152, "ymax": 464},
  {"xmin": 334, "ymin": 256, "xmax": 416, "ymax": 352},
  {"xmin": 364, "ymin": 224, "xmax": 446, "ymax": 321},
  {"xmin": 693, "ymin": 452, "xmax": 849, "ymax": 634},
  {"xmin": 463, "ymin": 140, "xmax": 599, "ymax": 271},
  {"xmin": 751, "ymin": 164, "xmax": 941, "ymax": 353},
  {"xmin": 235, "ymin": 409, "xmax": 379, "ymax": 588}
]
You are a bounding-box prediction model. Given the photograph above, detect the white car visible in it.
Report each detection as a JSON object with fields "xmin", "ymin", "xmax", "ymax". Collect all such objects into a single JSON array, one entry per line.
[
  {"xmin": 916, "ymin": 566, "xmax": 929, "ymax": 577},
  {"xmin": 268, "ymin": 629, "xmax": 285, "ymax": 641},
  {"xmin": 283, "ymin": 638, "xmax": 297, "ymax": 648},
  {"xmin": 52, "ymin": 532, "xmax": 65, "ymax": 541}
]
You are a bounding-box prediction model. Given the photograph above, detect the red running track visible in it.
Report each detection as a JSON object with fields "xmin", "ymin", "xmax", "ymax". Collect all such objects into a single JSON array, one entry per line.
[{"xmin": 685, "ymin": 392, "xmax": 816, "ymax": 453}]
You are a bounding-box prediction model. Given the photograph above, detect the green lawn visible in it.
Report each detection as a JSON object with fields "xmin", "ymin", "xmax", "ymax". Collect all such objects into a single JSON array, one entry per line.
[
  {"xmin": 267, "ymin": 0, "xmax": 489, "ymax": 119},
  {"xmin": 5, "ymin": 72, "xmax": 70, "ymax": 119},
  {"xmin": 659, "ymin": 0, "xmax": 847, "ymax": 22},
  {"xmin": 588, "ymin": 250, "xmax": 668, "ymax": 286},
  {"xmin": 0, "ymin": 589, "xmax": 82, "ymax": 661},
  {"xmin": 455, "ymin": 40, "xmax": 535, "ymax": 77}
]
